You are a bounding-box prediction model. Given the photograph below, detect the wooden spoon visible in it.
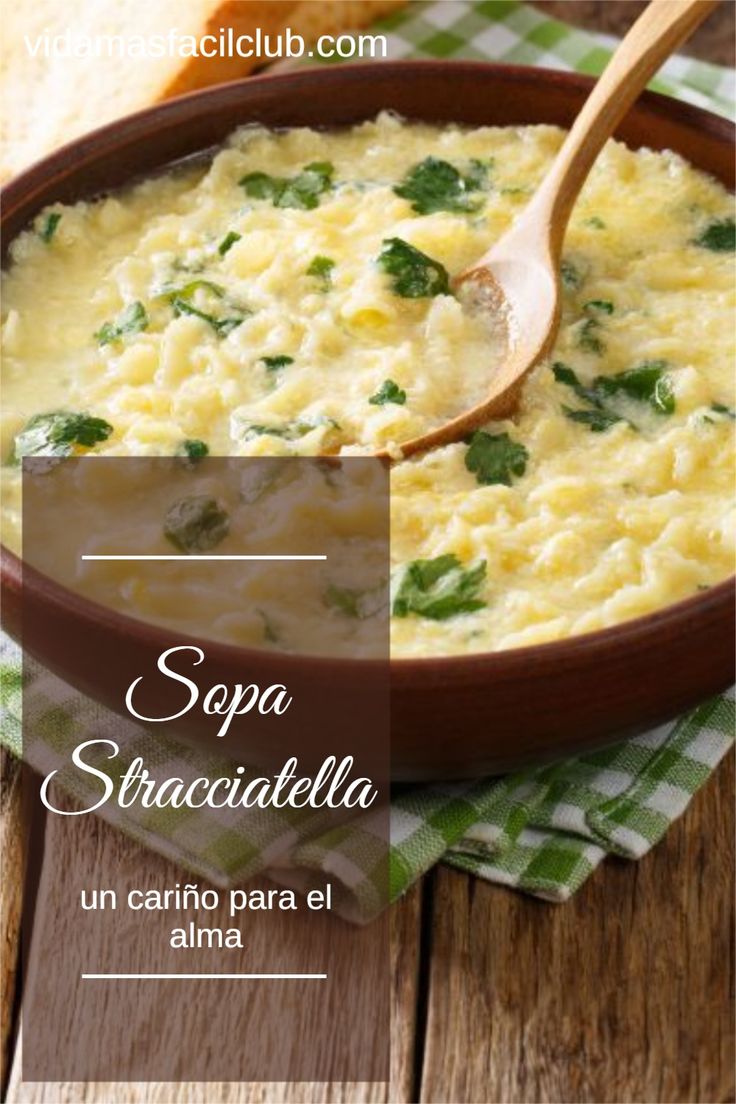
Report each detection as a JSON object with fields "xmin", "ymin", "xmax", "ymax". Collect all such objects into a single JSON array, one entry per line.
[{"xmin": 398, "ymin": 0, "xmax": 720, "ymax": 459}]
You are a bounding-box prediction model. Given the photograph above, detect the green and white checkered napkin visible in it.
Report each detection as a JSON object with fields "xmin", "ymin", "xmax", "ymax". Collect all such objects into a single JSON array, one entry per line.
[
  {"xmin": 1, "ymin": 1, "xmax": 734, "ymax": 922},
  {"xmin": 349, "ymin": 0, "xmax": 734, "ymax": 117}
]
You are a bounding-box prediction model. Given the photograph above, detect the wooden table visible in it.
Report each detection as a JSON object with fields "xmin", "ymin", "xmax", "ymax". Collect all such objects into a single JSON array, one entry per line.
[
  {"xmin": 531, "ymin": 1, "xmax": 735, "ymax": 66},
  {"xmin": 1, "ymin": 745, "xmax": 733, "ymax": 1103}
]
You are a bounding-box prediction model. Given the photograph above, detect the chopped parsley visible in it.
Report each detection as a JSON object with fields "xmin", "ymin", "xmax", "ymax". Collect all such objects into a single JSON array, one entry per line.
[
  {"xmin": 242, "ymin": 415, "xmax": 340, "ymax": 441},
  {"xmin": 554, "ymin": 362, "xmax": 622, "ymax": 432},
  {"xmin": 464, "ymin": 158, "xmax": 494, "ymax": 189},
  {"xmin": 562, "ymin": 406, "xmax": 621, "ymax": 432},
  {"xmin": 261, "ymin": 355, "xmax": 294, "ymax": 372},
  {"xmin": 180, "ymin": 439, "xmax": 209, "ymax": 460},
  {"xmin": 172, "ymin": 299, "xmax": 245, "ymax": 336},
  {"xmin": 324, "ymin": 582, "xmax": 386, "ymax": 620},
  {"xmin": 554, "ymin": 358, "xmax": 675, "ymax": 431},
  {"xmin": 94, "ymin": 301, "xmax": 149, "ymax": 346},
  {"xmin": 240, "ymin": 162, "xmax": 334, "ymax": 211},
  {"xmin": 595, "ymin": 361, "xmax": 675, "ymax": 415},
  {"xmin": 217, "ymin": 231, "xmax": 241, "ymax": 256},
  {"xmin": 162, "ymin": 278, "xmax": 225, "ymax": 299},
  {"xmin": 378, "ymin": 237, "xmax": 450, "ymax": 298},
  {"xmin": 711, "ymin": 402, "xmax": 736, "ymax": 419},
  {"xmin": 369, "ymin": 379, "xmax": 406, "ymax": 406},
  {"xmin": 393, "ymin": 156, "xmax": 486, "ymax": 215},
  {"xmin": 694, "ymin": 217, "xmax": 735, "ymax": 253},
  {"xmin": 577, "ymin": 300, "xmax": 613, "ymax": 356},
  {"xmin": 584, "ymin": 216, "xmax": 606, "ymax": 229},
  {"xmin": 162, "ymin": 280, "xmax": 246, "ymax": 337},
  {"xmin": 163, "ymin": 495, "xmax": 229, "ymax": 554},
  {"xmin": 560, "ymin": 259, "xmax": 584, "ymax": 289},
  {"xmin": 306, "ymin": 255, "xmax": 335, "ymax": 289},
  {"xmin": 464, "ymin": 431, "xmax": 529, "ymax": 486},
  {"xmin": 584, "ymin": 299, "xmax": 614, "ymax": 315},
  {"xmin": 13, "ymin": 412, "xmax": 113, "ymax": 461},
  {"xmin": 38, "ymin": 212, "xmax": 62, "ymax": 243},
  {"xmin": 553, "ymin": 362, "xmax": 595, "ymax": 397},
  {"xmin": 391, "ymin": 554, "xmax": 487, "ymax": 621},
  {"xmin": 577, "ymin": 318, "xmax": 605, "ymax": 355}
]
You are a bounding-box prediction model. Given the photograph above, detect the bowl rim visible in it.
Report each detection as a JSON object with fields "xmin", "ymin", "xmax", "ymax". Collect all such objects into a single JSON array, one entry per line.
[
  {"xmin": 3, "ymin": 547, "xmax": 735, "ymax": 683},
  {"xmin": 2, "ymin": 60, "xmax": 734, "ymax": 682},
  {"xmin": 2, "ymin": 60, "xmax": 734, "ymax": 216}
]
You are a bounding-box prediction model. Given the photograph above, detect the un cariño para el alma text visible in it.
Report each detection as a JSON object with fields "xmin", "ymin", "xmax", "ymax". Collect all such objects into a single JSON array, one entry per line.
[
  {"xmin": 80, "ymin": 883, "xmax": 334, "ymax": 949},
  {"xmin": 40, "ymin": 646, "xmax": 378, "ymax": 815}
]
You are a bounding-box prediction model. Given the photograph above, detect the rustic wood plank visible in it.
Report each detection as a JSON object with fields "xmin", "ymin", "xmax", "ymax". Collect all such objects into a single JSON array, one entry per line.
[
  {"xmin": 530, "ymin": 1, "xmax": 735, "ymax": 65},
  {"xmin": 7, "ymin": 791, "xmax": 421, "ymax": 1103},
  {"xmin": 419, "ymin": 752, "xmax": 734, "ymax": 1104},
  {"xmin": 1, "ymin": 749, "xmax": 25, "ymax": 1095}
]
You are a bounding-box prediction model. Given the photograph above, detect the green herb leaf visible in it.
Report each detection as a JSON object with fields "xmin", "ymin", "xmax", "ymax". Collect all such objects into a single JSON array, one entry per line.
[
  {"xmin": 13, "ymin": 412, "xmax": 113, "ymax": 461},
  {"xmin": 180, "ymin": 439, "xmax": 209, "ymax": 460},
  {"xmin": 391, "ymin": 554, "xmax": 487, "ymax": 621},
  {"xmin": 324, "ymin": 582, "xmax": 386, "ymax": 620},
  {"xmin": 242, "ymin": 415, "xmax": 341, "ymax": 441},
  {"xmin": 378, "ymin": 237, "xmax": 450, "ymax": 298},
  {"xmin": 217, "ymin": 231, "xmax": 242, "ymax": 256},
  {"xmin": 595, "ymin": 361, "xmax": 675, "ymax": 415},
  {"xmin": 38, "ymin": 212, "xmax": 62, "ymax": 243},
  {"xmin": 393, "ymin": 156, "xmax": 484, "ymax": 215},
  {"xmin": 240, "ymin": 162, "xmax": 334, "ymax": 211},
  {"xmin": 306, "ymin": 255, "xmax": 335, "ymax": 289},
  {"xmin": 584, "ymin": 216, "xmax": 606, "ymax": 229},
  {"xmin": 694, "ymin": 217, "xmax": 735, "ymax": 253},
  {"xmin": 584, "ymin": 299, "xmax": 614, "ymax": 314},
  {"xmin": 277, "ymin": 162, "xmax": 334, "ymax": 210},
  {"xmin": 710, "ymin": 402, "xmax": 736, "ymax": 419},
  {"xmin": 576, "ymin": 300, "xmax": 613, "ymax": 354},
  {"xmin": 552, "ymin": 362, "xmax": 608, "ymax": 408},
  {"xmin": 240, "ymin": 171, "xmax": 279, "ymax": 200},
  {"xmin": 577, "ymin": 318, "xmax": 604, "ymax": 354},
  {"xmin": 94, "ymin": 301, "xmax": 149, "ymax": 346},
  {"xmin": 464, "ymin": 158, "xmax": 494, "ymax": 190},
  {"xmin": 170, "ymin": 298, "xmax": 244, "ymax": 337},
  {"xmin": 261, "ymin": 355, "xmax": 294, "ymax": 372},
  {"xmin": 369, "ymin": 378, "xmax": 406, "ymax": 406},
  {"xmin": 560, "ymin": 259, "xmax": 584, "ymax": 289},
  {"xmin": 464, "ymin": 430, "xmax": 528, "ymax": 486},
  {"xmin": 161, "ymin": 278, "xmax": 245, "ymax": 336},
  {"xmin": 553, "ymin": 359, "xmax": 675, "ymax": 430},
  {"xmin": 562, "ymin": 406, "xmax": 622, "ymax": 432},
  {"xmin": 163, "ymin": 495, "xmax": 229, "ymax": 554},
  {"xmin": 161, "ymin": 278, "xmax": 225, "ymax": 300},
  {"xmin": 553, "ymin": 362, "xmax": 622, "ymax": 431}
]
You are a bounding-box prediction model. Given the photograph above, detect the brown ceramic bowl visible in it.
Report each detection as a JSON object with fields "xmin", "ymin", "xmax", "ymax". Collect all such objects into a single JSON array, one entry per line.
[{"xmin": 2, "ymin": 62, "xmax": 734, "ymax": 780}]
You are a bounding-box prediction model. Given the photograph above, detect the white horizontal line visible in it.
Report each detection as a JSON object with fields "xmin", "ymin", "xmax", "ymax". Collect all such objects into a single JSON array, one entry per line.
[
  {"xmin": 82, "ymin": 973, "xmax": 327, "ymax": 980},
  {"xmin": 81, "ymin": 554, "xmax": 327, "ymax": 561}
]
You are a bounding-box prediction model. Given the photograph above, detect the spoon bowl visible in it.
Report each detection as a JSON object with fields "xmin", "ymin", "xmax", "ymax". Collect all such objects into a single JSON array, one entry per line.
[{"xmin": 399, "ymin": 0, "xmax": 720, "ymax": 460}]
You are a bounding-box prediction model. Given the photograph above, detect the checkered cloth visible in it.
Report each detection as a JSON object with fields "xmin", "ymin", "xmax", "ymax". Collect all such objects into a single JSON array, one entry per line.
[
  {"xmin": 1, "ymin": 1, "xmax": 734, "ymax": 921},
  {"xmin": 323, "ymin": 0, "xmax": 734, "ymax": 118}
]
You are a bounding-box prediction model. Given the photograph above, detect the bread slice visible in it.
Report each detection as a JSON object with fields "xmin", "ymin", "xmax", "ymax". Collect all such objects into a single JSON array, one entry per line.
[{"xmin": 1, "ymin": 0, "xmax": 406, "ymax": 181}]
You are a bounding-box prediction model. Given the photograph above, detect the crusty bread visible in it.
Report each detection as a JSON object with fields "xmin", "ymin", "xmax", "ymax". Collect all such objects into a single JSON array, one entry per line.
[{"xmin": 1, "ymin": 0, "xmax": 406, "ymax": 182}]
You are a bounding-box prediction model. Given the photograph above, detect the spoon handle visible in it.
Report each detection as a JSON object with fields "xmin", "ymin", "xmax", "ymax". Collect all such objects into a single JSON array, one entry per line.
[{"xmin": 531, "ymin": 0, "xmax": 720, "ymax": 255}]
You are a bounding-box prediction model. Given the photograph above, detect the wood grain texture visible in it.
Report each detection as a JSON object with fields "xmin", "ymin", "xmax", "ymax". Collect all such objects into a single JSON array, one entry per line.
[
  {"xmin": 419, "ymin": 752, "xmax": 735, "ymax": 1104},
  {"xmin": 0, "ymin": 749, "xmax": 24, "ymax": 1095},
  {"xmin": 531, "ymin": 0, "xmax": 735, "ymax": 65},
  {"xmin": 6, "ymin": 790, "xmax": 421, "ymax": 1103}
]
